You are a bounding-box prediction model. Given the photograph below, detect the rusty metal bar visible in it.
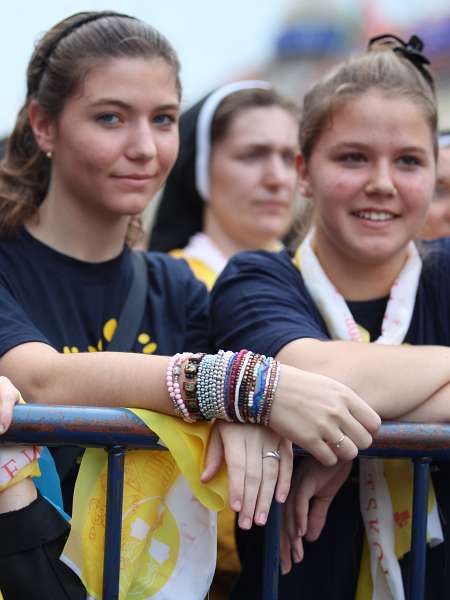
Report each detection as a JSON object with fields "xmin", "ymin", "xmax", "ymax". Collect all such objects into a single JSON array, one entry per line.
[
  {"xmin": 1, "ymin": 405, "xmax": 161, "ymax": 449},
  {"xmin": 3, "ymin": 406, "xmax": 450, "ymax": 600},
  {"xmin": 4, "ymin": 407, "xmax": 450, "ymax": 458}
]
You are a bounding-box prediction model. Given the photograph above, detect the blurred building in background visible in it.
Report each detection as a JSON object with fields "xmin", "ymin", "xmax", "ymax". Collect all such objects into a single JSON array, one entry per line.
[{"xmin": 233, "ymin": 0, "xmax": 450, "ymax": 130}]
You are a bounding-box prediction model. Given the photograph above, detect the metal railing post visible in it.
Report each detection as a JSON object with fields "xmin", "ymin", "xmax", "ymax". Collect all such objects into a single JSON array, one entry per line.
[
  {"xmin": 409, "ymin": 458, "xmax": 431, "ymax": 600},
  {"xmin": 263, "ymin": 501, "xmax": 282, "ymax": 600},
  {"xmin": 102, "ymin": 445, "xmax": 125, "ymax": 600}
]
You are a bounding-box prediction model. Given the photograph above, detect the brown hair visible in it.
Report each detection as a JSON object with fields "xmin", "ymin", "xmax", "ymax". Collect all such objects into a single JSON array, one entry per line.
[
  {"xmin": 211, "ymin": 88, "xmax": 300, "ymax": 146},
  {"xmin": 300, "ymin": 43, "xmax": 437, "ymax": 163},
  {"xmin": 0, "ymin": 11, "xmax": 181, "ymax": 237}
]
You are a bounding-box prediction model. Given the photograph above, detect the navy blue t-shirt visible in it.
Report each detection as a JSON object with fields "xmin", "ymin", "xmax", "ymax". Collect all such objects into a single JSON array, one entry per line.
[
  {"xmin": 0, "ymin": 228, "xmax": 210, "ymax": 510},
  {"xmin": 211, "ymin": 240, "xmax": 450, "ymax": 600},
  {"xmin": 0, "ymin": 227, "xmax": 209, "ymax": 359},
  {"xmin": 211, "ymin": 239, "xmax": 450, "ymax": 354}
]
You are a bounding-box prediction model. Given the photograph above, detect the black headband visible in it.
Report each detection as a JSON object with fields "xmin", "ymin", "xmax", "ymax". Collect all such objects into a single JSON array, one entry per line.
[
  {"xmin": 41, "ymin": 11, "xmax": 136, "ymax": 66},
  {"xmin": 367, "ymin": 33, "xmax": 433, "ymax": 90}
]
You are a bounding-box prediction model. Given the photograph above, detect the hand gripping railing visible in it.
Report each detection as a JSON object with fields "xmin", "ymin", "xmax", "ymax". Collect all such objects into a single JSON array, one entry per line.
[{"xmin": 2, "ymin": 406, "xmax": 450, "ymax": 600}]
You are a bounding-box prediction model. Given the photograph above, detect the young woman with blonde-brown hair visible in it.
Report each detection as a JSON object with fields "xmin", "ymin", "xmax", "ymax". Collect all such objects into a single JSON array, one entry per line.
[{"xmin": 211, "ymin": 34, "xmax": 450, "ymax": 599}]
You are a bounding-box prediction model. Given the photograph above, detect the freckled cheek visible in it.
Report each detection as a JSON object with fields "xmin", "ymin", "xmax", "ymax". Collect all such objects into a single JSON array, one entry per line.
[
  {"xmin": 402, "ymin": 181, "xmax": 434, "ymax": 216},
  {"xmin": 67, "ymin": 137, "xmax": 117, "ymax": 175},
  {"xmin": 157, "ymin": 136, "xmax": 179, "ymax": 172},
  {"xmin": 324, "ymin": 178, "xmax": 356, "ymax": 206},
  {"xmin": 82, "ymin": 153, "xmax": 112, "ymax": 176},
  {"xmin": 312, "ymin": 168, "xmax": 352, "ymax": 198}
]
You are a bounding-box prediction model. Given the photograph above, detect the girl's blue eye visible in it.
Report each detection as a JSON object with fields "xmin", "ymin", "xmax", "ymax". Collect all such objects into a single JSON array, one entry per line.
[
  {"xmin": 340, "ymin": 153, "xmax": 366, "ymax": 163},
  {"xmin": 153, "ymin": 114, "xmax": 175, "ymax": 126},
  {"xmin": 97, "ymin": 113, "xmax": 120, "ymax": 125},
  {"xmin": 242, "ymin": 151, "xmax": 259, "ymax": 161},
  {"xmin": 398, "ymin": 155, "xmax": 420, "ymax": 166}
]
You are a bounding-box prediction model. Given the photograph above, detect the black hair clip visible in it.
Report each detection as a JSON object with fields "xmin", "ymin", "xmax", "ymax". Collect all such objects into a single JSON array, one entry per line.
[
  {"xmin": 33, "ymin": 11, "xmax": 135, "ymax": 94},
  {"xmin": 42, "ymin": 12, "xmax": 135, "ymax": 65},
  {"xmin": 367, "ymin": 33, "xmax": 433, "ymax": 89}
]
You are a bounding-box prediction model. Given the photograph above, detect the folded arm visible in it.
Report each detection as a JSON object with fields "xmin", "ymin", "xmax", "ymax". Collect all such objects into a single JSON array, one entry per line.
[{"xmin": 277, "ymin": 338, "xmax": 450, "ymax": 419}]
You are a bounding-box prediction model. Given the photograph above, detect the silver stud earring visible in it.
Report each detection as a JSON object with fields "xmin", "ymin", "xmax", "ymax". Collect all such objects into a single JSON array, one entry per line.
[{"xmin": 46, "ymin": 151, "xmax": 53, "ymax": 159}]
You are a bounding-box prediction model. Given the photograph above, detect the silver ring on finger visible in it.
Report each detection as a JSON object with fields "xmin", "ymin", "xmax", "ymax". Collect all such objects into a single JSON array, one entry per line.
[
  {"xmin": 333, "ymin": 435, "xmax": 346, "ymax": 449},
  {"xmin": 262, "ymin": 449, "xmax": 281, "ymax": 461}
]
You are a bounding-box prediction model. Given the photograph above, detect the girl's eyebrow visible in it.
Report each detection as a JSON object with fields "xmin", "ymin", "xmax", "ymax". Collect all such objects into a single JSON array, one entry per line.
[
  {"xmin": 90, "ymin": 98, "xmax": 132, "ymax": 109},
  {"xmin": 89, "ymin": 98, "xmax": 179, "ymax": 111},
  {"xmin": 236, "ymin": 142, "xmax": 298, "ymax": 151},
  {"xmin": 330, "ymin": 141, "xmax": 428, "ymax": 154},
  {"xmin": 329, "ymin": 141, "xmax": 369, "ymax": 151}
]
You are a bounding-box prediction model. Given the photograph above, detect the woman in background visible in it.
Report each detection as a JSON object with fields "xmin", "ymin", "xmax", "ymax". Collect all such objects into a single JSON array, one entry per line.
[
  {"xmin": 150, "ymin": 81, "xmax": 300, "ymax": 598},
  {"xmin": 149, "ymin": 81, "xmax": 300, "ymax": 288},
  {"xmin": 211, "ymin": 34, "xmax": 450, "ymax": 599}
]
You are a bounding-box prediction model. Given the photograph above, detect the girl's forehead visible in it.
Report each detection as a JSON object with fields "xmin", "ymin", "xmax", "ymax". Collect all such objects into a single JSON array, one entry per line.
[
  {"xmin": 67, "ymin": 57, "xmax": 179, "ymax": 108},
  {"xmin": 334, "ymin": 89, "xmax": 422, "ymax": 117},
  {"xmin": 325, "ymin": 90, "xmax": 433, "ymax": 139},
  {"xmin": 224, "ymin": 106, "xmax": 298, "ymax": 140}
]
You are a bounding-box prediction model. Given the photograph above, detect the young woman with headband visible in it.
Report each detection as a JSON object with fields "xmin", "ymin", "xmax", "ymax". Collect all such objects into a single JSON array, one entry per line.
[
  {"xmin": 0, "ymin": 11, "xmax": 380, "ymax": 599},
  {"xmin": 211, "ymin": 34, "xmax": 450, "ymax": 599},
  {"xmin": 149, "ymin": 81, "xmax": 299, "ymax": 289}
]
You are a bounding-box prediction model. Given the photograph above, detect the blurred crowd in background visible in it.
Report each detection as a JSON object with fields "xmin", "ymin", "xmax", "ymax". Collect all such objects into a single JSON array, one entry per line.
[{"xmin": 239, "ymin": 2, "xmax": 450, "ymax": 128}]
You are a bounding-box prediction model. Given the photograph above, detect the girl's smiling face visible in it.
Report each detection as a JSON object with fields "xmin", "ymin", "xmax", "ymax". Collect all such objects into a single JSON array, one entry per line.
[
  {"xmin": 32, "ymin": 56, "xmax": 180, "ymax": 223},
  {"xmin": 300, "ymin": 89, "xmax": 437, "ymax": 274}
]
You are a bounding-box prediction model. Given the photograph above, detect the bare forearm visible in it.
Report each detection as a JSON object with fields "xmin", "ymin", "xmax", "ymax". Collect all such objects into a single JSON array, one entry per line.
[
  {"xmin": 277, "ymin": 339, "xmax": 450, "ymax": 418},
  {"xmin": 0, "ymin": 343, "xmax": 174, "ymax": 415},
  {"xmin": 397, "ymin": 382, "xmax": 450, "ymax": 422}
]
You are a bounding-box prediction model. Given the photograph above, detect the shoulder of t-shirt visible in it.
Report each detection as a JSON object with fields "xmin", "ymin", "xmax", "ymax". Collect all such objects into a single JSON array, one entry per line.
[
  {"xmin": 421, "ymin": 237, "xmax": 450, "ymax": 276},
  {"xmin": 143, "ymin": 250, "xmax": 197, "ymax": 276},
  {"xmin": 219, "ymin": 247, "xmax": 299, "ymax": 283},
  {"xmin": 141, "ymin": 250, "xmax": 208, "ymax": 297},
  {"xmin": 0, "ymin": 234, "xmax": 26, "ymax": 285},
  {"xmin": 422, "ymin": 237, "xmax": 450, "ymax": 255},
  {"xmin": 0, "ymin": 231, "xmax": 24, "ymax": 259}
]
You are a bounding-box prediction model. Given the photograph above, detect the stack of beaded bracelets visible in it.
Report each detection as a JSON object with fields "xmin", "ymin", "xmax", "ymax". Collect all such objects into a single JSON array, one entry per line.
[{"xmin": 166, "ymin": 350, "xmax": 280, "ymax": 426}]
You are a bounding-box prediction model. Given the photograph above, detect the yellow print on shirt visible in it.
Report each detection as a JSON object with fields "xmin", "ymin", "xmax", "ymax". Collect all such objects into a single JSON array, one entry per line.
[{"xmin": 62, "ymin": 318, "xmax": 158, "ymax": 354}]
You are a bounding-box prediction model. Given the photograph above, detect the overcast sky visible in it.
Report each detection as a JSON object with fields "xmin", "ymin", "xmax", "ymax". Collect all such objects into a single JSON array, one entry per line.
[
  {"xmin": 0, "ymin": 0, "xmax": 294, "ymax": 136},
  {"xmin": 1, "ymin": 0, "xmax": 449, "ymax": 137}
]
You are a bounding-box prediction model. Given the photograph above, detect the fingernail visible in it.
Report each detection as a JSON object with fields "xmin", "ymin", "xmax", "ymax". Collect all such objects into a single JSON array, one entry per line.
[
  {"xmin": 297, "ymin": 528, "xmax": 303, "ymax": 538},
  {"xmin": 232, "ymin": 499, "xmax": 241, "ymax": 512},
  {"xmin": 280, "ymin": 562, "xmax": 288, "ymax": 576},
  {"xmin": 278, "ymin": 493, "xmax": 287, "ymax": 503},
  {"xmin": 0, "ymin": 423, "xmax": 5, "ymax": 434},
  {"xmin": 240, "ymin": 517, "xmax": 251, "ymax": 530},
  {"xmin": 256, "ymin": 512, "xmax": 267, "ymax": 525},
  {"xmin": 293, "ymin": 550, "xmax": 301, "ymax": 563}
]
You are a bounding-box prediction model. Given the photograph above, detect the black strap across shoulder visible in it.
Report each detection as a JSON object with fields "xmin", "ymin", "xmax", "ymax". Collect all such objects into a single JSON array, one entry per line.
[
  {"xmin": 106, "ymin": 251, "xmax": 148, "ymax": 352},
  {"xmin": 54, "ymin": 251, "xmax": 148, "ymax": 490}
]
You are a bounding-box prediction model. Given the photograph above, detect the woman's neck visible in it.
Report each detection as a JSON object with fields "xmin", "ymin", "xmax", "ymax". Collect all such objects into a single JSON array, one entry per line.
[
  {"xmin": 312, "ymin": 231, "xmax": 409, "ymax": 301},
  {"xmin": 26, "ymin": 189, "xmax": 129, "ymax": 263},
  {"xmin": 203, "ymin": 209, "xmax": 280, "ymax": 260}
]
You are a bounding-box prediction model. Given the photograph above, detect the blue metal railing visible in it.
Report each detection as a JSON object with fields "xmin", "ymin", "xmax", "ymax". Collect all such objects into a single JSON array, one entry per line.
[{"xmin": 3, "ymin": 405, "xmax": 450, "ymax": 600}]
